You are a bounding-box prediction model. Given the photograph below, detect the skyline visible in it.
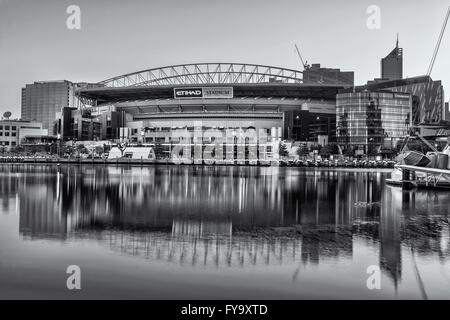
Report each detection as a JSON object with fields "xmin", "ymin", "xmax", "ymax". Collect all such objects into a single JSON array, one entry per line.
[
  {"xmin": 1, "ymin": 1, "xmax": 450, "ymax": 304},
  {"xmin": 1, "ymin": 0, "xmax": 449, "ymax": 118}
]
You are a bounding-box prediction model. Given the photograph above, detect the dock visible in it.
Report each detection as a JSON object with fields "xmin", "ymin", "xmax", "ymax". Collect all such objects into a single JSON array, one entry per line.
[{"xmin": 386, "ymin": 164, "xmax": 450, "ymax": 190}]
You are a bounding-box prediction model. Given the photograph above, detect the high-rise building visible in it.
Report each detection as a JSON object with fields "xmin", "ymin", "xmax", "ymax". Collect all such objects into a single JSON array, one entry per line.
[
  {"xmin": 21, "ymin": 80, "xmax": 77, "ymax": 130},
  {"xmin": 381, "ymin": 38, "xmax": 403, "ymax": 80}
]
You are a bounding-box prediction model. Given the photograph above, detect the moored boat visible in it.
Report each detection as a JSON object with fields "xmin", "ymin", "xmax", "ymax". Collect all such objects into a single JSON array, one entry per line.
[{"xmin": 387, "ymin": 135, "xmax": 450, "ymax": 189}]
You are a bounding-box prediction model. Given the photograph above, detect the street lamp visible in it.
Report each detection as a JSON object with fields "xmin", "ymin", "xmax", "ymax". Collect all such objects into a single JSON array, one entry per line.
[
  {"xmin": 57, "ymin": 133, "xmax": 61, "ymax": 159},
  {"xmin": 140, "ymin": 129, "xmax": 145, "ymax": 145}
]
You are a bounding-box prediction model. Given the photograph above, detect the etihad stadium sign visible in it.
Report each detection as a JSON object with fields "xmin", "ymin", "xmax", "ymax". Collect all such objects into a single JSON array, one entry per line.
[{"xmin": 174, "ymin": 87, "xmax": 233, "ymax": 99}]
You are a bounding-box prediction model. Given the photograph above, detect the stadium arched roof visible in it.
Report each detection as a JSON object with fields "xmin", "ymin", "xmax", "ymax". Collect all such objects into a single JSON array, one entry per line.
[{"xmin": 99, "ymin": 63, "xmax": 304, "ymax": 87}]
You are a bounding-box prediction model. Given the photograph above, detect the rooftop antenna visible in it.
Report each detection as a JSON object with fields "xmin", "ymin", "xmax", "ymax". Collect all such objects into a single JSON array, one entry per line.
[
  {"xmin": 427, "ymin": 6, "xmax": 450, "ymax": 76},
  {"xmin": 3, "ymin": 111, "xmax": 12, "ymax": 120}
]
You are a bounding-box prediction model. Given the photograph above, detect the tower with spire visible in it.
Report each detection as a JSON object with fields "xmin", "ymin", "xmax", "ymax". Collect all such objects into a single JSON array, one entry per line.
[{"xmin": 381, "ymin": 35, "xmax": 403, "ymax": 80}]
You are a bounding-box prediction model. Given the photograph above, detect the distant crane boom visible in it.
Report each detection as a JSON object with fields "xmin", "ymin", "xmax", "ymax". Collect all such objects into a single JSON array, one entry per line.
[
  {"xmin": 293, "ymin": 43, "xmax": 350, "ymax": 87},
  {"xmin": 427, "ymin": 6, "xmax": 450, "ymax": 76},
  {"xmin": 294, "ymin": 44, "xmax": 309, "ymax": 70}
]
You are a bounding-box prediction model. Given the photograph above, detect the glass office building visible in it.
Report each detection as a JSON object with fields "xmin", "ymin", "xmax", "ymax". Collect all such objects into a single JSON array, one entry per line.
[
  {"xmin": 366, "ymin": 76, "xmax": 445, "ymax": 125},
  {"xmin": 336, "ymin": 91, "xmax": 411, "ymax": 155},
  {"xmin": 21, "ymin": 81, "xmax": 76, "ymax": 130}
]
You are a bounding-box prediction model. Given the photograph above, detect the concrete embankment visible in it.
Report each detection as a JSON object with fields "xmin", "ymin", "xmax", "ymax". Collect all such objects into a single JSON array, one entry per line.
[{"xmin": 0, "ymin": 157, "xmax": 396, "ymax": 169}]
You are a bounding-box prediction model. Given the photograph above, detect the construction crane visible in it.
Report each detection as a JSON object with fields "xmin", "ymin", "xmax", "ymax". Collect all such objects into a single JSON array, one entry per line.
[
  {"xmin": 294, "ymin": 44, "xmax": 310, "ymax": 70},
  {"xmin": 427, "ymin": 6, "xmax": 450, "ymax": 76},
  {"xmin": 294, "ymin": 43, "xmax": 352, "ymax": 87}
]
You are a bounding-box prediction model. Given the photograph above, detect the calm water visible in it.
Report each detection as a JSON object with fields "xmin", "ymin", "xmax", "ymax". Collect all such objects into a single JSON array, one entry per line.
[{"xmin": 0, "ymin": 164, "xmax": 449, "ymax": 299}]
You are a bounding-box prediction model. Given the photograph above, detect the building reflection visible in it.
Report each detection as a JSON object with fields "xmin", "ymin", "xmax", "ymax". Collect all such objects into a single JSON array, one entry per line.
[
  {"xmin": 379, "ymin": 186, "xmax": 402, "ymax": 289},
  {"xmin": 172, "ymin": 218, "xmax": 232, "ymax": 239},
  {"xmin": 0, "ymin": 165, "xmax": 20, "ymax": 213},
  {"xmin": 0, "ymin": 165, "xmax": 447, "ymax": 272}
]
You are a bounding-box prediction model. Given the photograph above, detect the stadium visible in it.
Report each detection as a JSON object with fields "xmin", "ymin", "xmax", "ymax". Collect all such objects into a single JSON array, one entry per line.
[{"xmin": 74, "ymin": 63, "xmax": 352, "ymax": 162}]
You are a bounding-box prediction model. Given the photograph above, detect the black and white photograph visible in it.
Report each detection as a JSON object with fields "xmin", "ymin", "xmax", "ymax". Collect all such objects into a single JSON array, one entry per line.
[{"xmin": 0, "ymin": 0, "xmax": 450, "ymax": 310}]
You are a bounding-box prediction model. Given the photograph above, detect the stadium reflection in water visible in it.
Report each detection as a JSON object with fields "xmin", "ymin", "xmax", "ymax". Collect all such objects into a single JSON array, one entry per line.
[{"xmin": 0, "ymin": 165, "xmax": 449, "ymax": 299}]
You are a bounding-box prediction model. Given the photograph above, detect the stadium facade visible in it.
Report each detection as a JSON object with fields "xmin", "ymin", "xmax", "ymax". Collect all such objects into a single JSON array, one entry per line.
[{"xmin": 73, "ymin": 63, "xmax": 351, "ymax": 161}]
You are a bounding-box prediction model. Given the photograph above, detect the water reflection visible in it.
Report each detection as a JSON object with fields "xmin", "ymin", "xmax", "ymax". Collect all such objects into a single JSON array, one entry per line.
[
  {"xmin": 8, "ymin": 166, "xmax": 388, "ymax": 232},
  {"xmin": 1, "ymin": 164, "xmax": 449, "ymax": 291}
]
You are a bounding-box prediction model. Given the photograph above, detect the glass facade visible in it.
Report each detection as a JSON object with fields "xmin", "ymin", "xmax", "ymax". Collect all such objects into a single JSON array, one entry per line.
[
  {"xmin": 366, "ymin": 76, "xmax": 445, "ymax": 125},
  {"xmin": 336, "ymin": 91, "xmax": 411, "ymax": 155},
  {"xmin": 21, "ymin": 81, "xmax": 76, "ymax": 130},
  {"xmin": 283, "ymin": 110, "xmax": 336, "ymax": 142},
  {"xmin": 387, "ymin": 80, "xmax": 444, "ymax": 124}
]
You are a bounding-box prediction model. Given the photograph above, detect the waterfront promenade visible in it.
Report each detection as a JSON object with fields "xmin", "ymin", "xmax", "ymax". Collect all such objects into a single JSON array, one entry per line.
[{"xmin": 0, "ymin": 156, "xmax": 396, "ymax": 169}]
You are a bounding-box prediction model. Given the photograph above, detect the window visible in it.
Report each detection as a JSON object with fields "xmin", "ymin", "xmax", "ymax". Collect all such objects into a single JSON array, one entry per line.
[
  {"xmin": 0, "ymin": 132, "xmax": 2, "ymax": 136},
  {"xmin": 5, "ymin": 132, "xmax": 9, "ymax": 136},
  {"xmin": 11, "ymin": 142, "xmax": 16, "ymax": 146},
  {"xmin": 4, "ymin": 141, "xmax": 9, "ymax": 146},
  {"xmin": 12, "ymin": 132, "xmax": 16, "ymax": 137},
  {"xmin": 11, "ymin": 126, "xmax": 16, "ymax": 130},
  {"xmin": 0, "ymin": 126, "xmax": 2, "ymax": 130},
  {"xmin": 4, "ymin": 126, "xmax": 9, "ymax": 130}
]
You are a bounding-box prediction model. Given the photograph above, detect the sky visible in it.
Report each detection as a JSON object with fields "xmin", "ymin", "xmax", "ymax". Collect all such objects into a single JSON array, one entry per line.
[{"xmin": 0, "ymin": 0, "xmax": 449, "ymax": 118}]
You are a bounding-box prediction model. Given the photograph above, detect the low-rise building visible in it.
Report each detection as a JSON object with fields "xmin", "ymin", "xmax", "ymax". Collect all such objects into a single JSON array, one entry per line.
[
  {"xmin": 303, "ymin": 64, "xmax": 354, "ymax": 86},
  {"xmin": 336, "ymin": 90, "xmax": 411, "ymax": 155},
  {"xmin": 283, "ymin": 109, "xmax": 336, "ymax": 143},
  {"xmin": 0, "ymin": 120, "xmax": 47, "ymax": 151},
  {"xmin": 364, "ymin": 76, "xmax": 445, "ymax": 126},
  {"xmin": 54, "ymin": 107, "xmax": 101, "ymax": 142}
]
